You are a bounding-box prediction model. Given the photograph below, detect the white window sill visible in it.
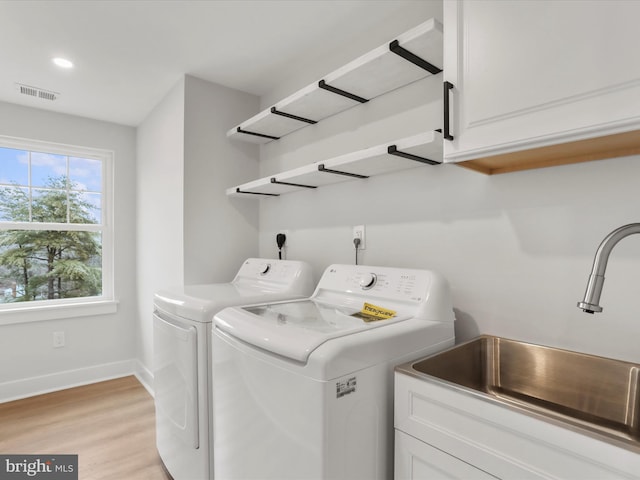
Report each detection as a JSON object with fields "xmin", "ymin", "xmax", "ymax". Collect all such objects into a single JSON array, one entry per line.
[{"xmin": 0, "ymin": 300, "xmax": 119, "ymax": 325}]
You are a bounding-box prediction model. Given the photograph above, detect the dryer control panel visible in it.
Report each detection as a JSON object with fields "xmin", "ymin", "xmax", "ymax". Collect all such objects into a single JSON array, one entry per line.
[{"xmin": 234, "ymin": 258, "xmax": 314, "ymax": 293}]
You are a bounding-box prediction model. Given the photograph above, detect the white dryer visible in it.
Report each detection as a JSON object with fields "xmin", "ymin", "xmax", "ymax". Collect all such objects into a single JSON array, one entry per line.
[
  {"xmin": 153, "ymin": 258, "xmax": 313, "ymax": 480},
  {"xmin": 212, "ymin": 264, "xmax": 455, "ymax": 480}
]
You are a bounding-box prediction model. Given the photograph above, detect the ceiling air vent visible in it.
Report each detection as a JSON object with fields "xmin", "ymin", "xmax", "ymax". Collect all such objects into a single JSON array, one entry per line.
[{"xmin": 15, "ymin": 83, "xmax": 59, "ymax": 101}]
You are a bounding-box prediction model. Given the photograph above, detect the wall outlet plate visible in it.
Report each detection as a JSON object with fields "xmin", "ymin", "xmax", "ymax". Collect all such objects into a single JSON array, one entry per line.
[{"xmin": 53, "ymin": 331, "xmax": 65, "ymax": 348}]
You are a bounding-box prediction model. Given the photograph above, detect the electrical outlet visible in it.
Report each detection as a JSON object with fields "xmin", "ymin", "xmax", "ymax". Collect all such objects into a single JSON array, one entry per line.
[
  {"xmin": 53, "ymin": 331, "xmax": 65, "ymax": 348},
  {"xmin": 353, "ymin": 225, "xmax": 366, "ymax": 250}
]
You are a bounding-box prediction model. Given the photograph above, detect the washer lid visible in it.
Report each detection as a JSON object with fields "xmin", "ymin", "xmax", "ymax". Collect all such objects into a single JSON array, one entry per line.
[
  {"xmin": 154, "ymin": 284, "xmax": 308, "ymax": 323},
  {"xmin": 215, "ymin": 299, "xmax": 410, "ymax": 362},
  {"xmin": 153, "ymin": 258, "xmax": 314, "ymax": 323}
]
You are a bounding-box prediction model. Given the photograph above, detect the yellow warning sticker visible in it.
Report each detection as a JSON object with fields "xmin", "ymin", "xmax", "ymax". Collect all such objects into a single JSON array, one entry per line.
[{"xmin": 351, "ymin": 302, "xmax": 397, "ymax": 323}]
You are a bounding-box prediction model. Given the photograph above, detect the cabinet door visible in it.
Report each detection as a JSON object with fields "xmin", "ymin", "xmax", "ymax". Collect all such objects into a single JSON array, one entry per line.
[
  {"xmin": 395, "ymin": 431, "xmax": 496, "ymax": 480},
  {"xmin": 443, "ymin": 0, "xmax": 640, "ymax": 164}
]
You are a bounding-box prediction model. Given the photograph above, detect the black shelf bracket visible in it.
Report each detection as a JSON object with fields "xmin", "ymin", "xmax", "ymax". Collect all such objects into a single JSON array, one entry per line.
[
  {"xmin": 318, "ymin": 164, "xmax": 369, "ymax": 179},
  {"xmin": 236, "ymin": 127, "xmax": 280, "ymax": 141},
  {"xmin": 270, "ymin": 177, "xmax": 317, "ymax": 189},
  {"xmin": 318, "ymin": 80, "xmax": 368, "ymax": 104},
  {"xmin": 235, "ymin": 187, "xmax": 280, "ymax": 197},
  {"xmin": 389, "ymin": 40, "xmax": 442, "ymax": 75},
  {"xmin": 387, "ymin": 145, "xmax": 441, "ymax": 165},
  {"xmin": 270, "ymin": 107, "xmax": 317, "ymax": 125}
]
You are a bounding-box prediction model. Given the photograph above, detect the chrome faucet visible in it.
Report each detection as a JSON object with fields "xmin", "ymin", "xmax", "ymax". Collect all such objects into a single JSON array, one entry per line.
[{"xmin": 578, "ymin": 223, "xmax": 640, "ymax": 313}]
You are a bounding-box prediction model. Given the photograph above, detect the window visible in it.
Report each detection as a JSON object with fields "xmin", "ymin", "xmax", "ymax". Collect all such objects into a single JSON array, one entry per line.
[{"xmin": 0, "ymin": 135, "xmax": 115, "ymax": 323}]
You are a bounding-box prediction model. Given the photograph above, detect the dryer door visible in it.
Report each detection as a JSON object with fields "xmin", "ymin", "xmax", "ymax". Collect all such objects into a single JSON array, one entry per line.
[{"xmin": 153, "ymin": 311, "xmax": 199, "ymax": 449}]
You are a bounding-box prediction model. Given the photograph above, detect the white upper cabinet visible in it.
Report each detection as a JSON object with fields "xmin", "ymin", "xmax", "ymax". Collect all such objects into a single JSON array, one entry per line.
[{"xmin": 443, "ymin": 0, "xmax": 640, "ymax": 174}]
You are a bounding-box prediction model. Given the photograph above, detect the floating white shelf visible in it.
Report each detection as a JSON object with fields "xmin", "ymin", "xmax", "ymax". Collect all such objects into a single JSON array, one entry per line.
[
  {"xmin": 227, "ymin": 19, "xmax": 443, "ymax": 144},
  {"xmin": 227, "ymin": 131, "xmax": 443, "ymax": 198}
]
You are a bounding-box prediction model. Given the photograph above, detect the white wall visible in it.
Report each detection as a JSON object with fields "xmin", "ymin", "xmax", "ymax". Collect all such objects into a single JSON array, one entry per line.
[
  {"xmin": 135, "ymin": 76, "xmax": 259, "ymax": 381},
  {"xmin": 183, "ymin": 75, "xmax": 260, "ymax": 284},
  {"xmin": 0, "ymin": 101, "xmax": 137, "ymax": 399},
  {"xmin": 135, "ymin": 79, "xmax": 186, "ymax": 381},
  {"xmin": 256, "ymin": 5, "xmax": 640, "ymax": 365}
]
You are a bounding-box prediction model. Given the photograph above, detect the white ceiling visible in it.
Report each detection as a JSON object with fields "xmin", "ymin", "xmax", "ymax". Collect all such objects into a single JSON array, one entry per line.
[{"xmin": 0, "ymin": 0, "xmax": 425, "ymax": 126}]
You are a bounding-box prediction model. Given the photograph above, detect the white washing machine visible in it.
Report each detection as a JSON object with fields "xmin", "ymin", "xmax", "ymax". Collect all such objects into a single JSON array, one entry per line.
[
  {"xmin": 212, "ymin": 263, "xmax": 455, "ymax": 480},
  {"xmin": 153, "ymin": 258, "xmax": 314, "ymax": 480}
]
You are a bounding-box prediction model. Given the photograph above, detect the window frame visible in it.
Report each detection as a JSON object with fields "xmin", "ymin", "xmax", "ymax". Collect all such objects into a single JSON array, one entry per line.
[{"xmin": 0, "ymin": 135, "xmax": 116, "ymax": 324}]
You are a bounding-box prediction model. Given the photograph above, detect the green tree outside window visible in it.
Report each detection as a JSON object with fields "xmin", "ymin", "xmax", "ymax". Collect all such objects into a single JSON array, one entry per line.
[{"xmin": 0, "ymin": 176, "xmax": 102, "ymax": 303}]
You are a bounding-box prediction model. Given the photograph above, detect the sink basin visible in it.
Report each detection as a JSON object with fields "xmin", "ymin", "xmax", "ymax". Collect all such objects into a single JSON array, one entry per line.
[{"xmin": 399, "ymin": 335, "xmax": 640, "ymax": 450}]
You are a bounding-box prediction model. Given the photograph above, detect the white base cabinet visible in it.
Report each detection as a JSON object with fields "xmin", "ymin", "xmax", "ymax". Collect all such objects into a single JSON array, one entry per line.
[
  {"xmin": 443, "ymin": 0, "xmax": 640, "ymax": 173},
  {"xmin": 394, "ymin": 372, "xmax": 640, "ymax": 480},
  {"xmin": 395, "ymin": 431, "xmax": 495, "ymax": 480}
]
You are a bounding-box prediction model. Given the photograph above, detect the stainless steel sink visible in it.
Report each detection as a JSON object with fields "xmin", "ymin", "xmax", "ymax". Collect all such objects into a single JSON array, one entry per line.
[{"xmin": 398, "ymin": 335, "xmax": 640, "ymax": 450}]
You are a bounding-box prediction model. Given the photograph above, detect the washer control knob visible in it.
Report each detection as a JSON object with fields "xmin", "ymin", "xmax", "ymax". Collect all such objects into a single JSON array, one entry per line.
[
  {"xmin": 359, "ymin": 273, "xmax": 377, "ymax": 290},
  {"xmin": 259, "ymin": 263, "xmax": 271, "ymax": 275}
]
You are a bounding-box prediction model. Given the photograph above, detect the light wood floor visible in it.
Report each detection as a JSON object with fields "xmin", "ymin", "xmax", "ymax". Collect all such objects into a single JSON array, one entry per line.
[{"xmin": 0, "ymin": 376, "xmax": 172, "ymax": 480}]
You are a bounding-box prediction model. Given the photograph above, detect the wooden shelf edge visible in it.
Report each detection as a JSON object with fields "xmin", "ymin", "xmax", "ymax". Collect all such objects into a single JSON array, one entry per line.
[{"xmin": 454, "ymin": 129, "xmax": 640, "ymax": 175}]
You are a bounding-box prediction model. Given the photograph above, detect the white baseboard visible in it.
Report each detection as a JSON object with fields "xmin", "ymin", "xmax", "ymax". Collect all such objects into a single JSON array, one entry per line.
[
  {"xmin": 133, "ymin": 359, "xmax": 154, "ymax": 398},
  {"xmin": 0, "ymin": 359, "xmax": 136, "ymax": 403}
]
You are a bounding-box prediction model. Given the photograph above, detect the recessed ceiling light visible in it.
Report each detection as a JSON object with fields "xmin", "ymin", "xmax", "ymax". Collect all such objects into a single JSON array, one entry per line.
[{"xmin": 52, "ymin": 57, "xmax": 74, "ymax": 69}]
